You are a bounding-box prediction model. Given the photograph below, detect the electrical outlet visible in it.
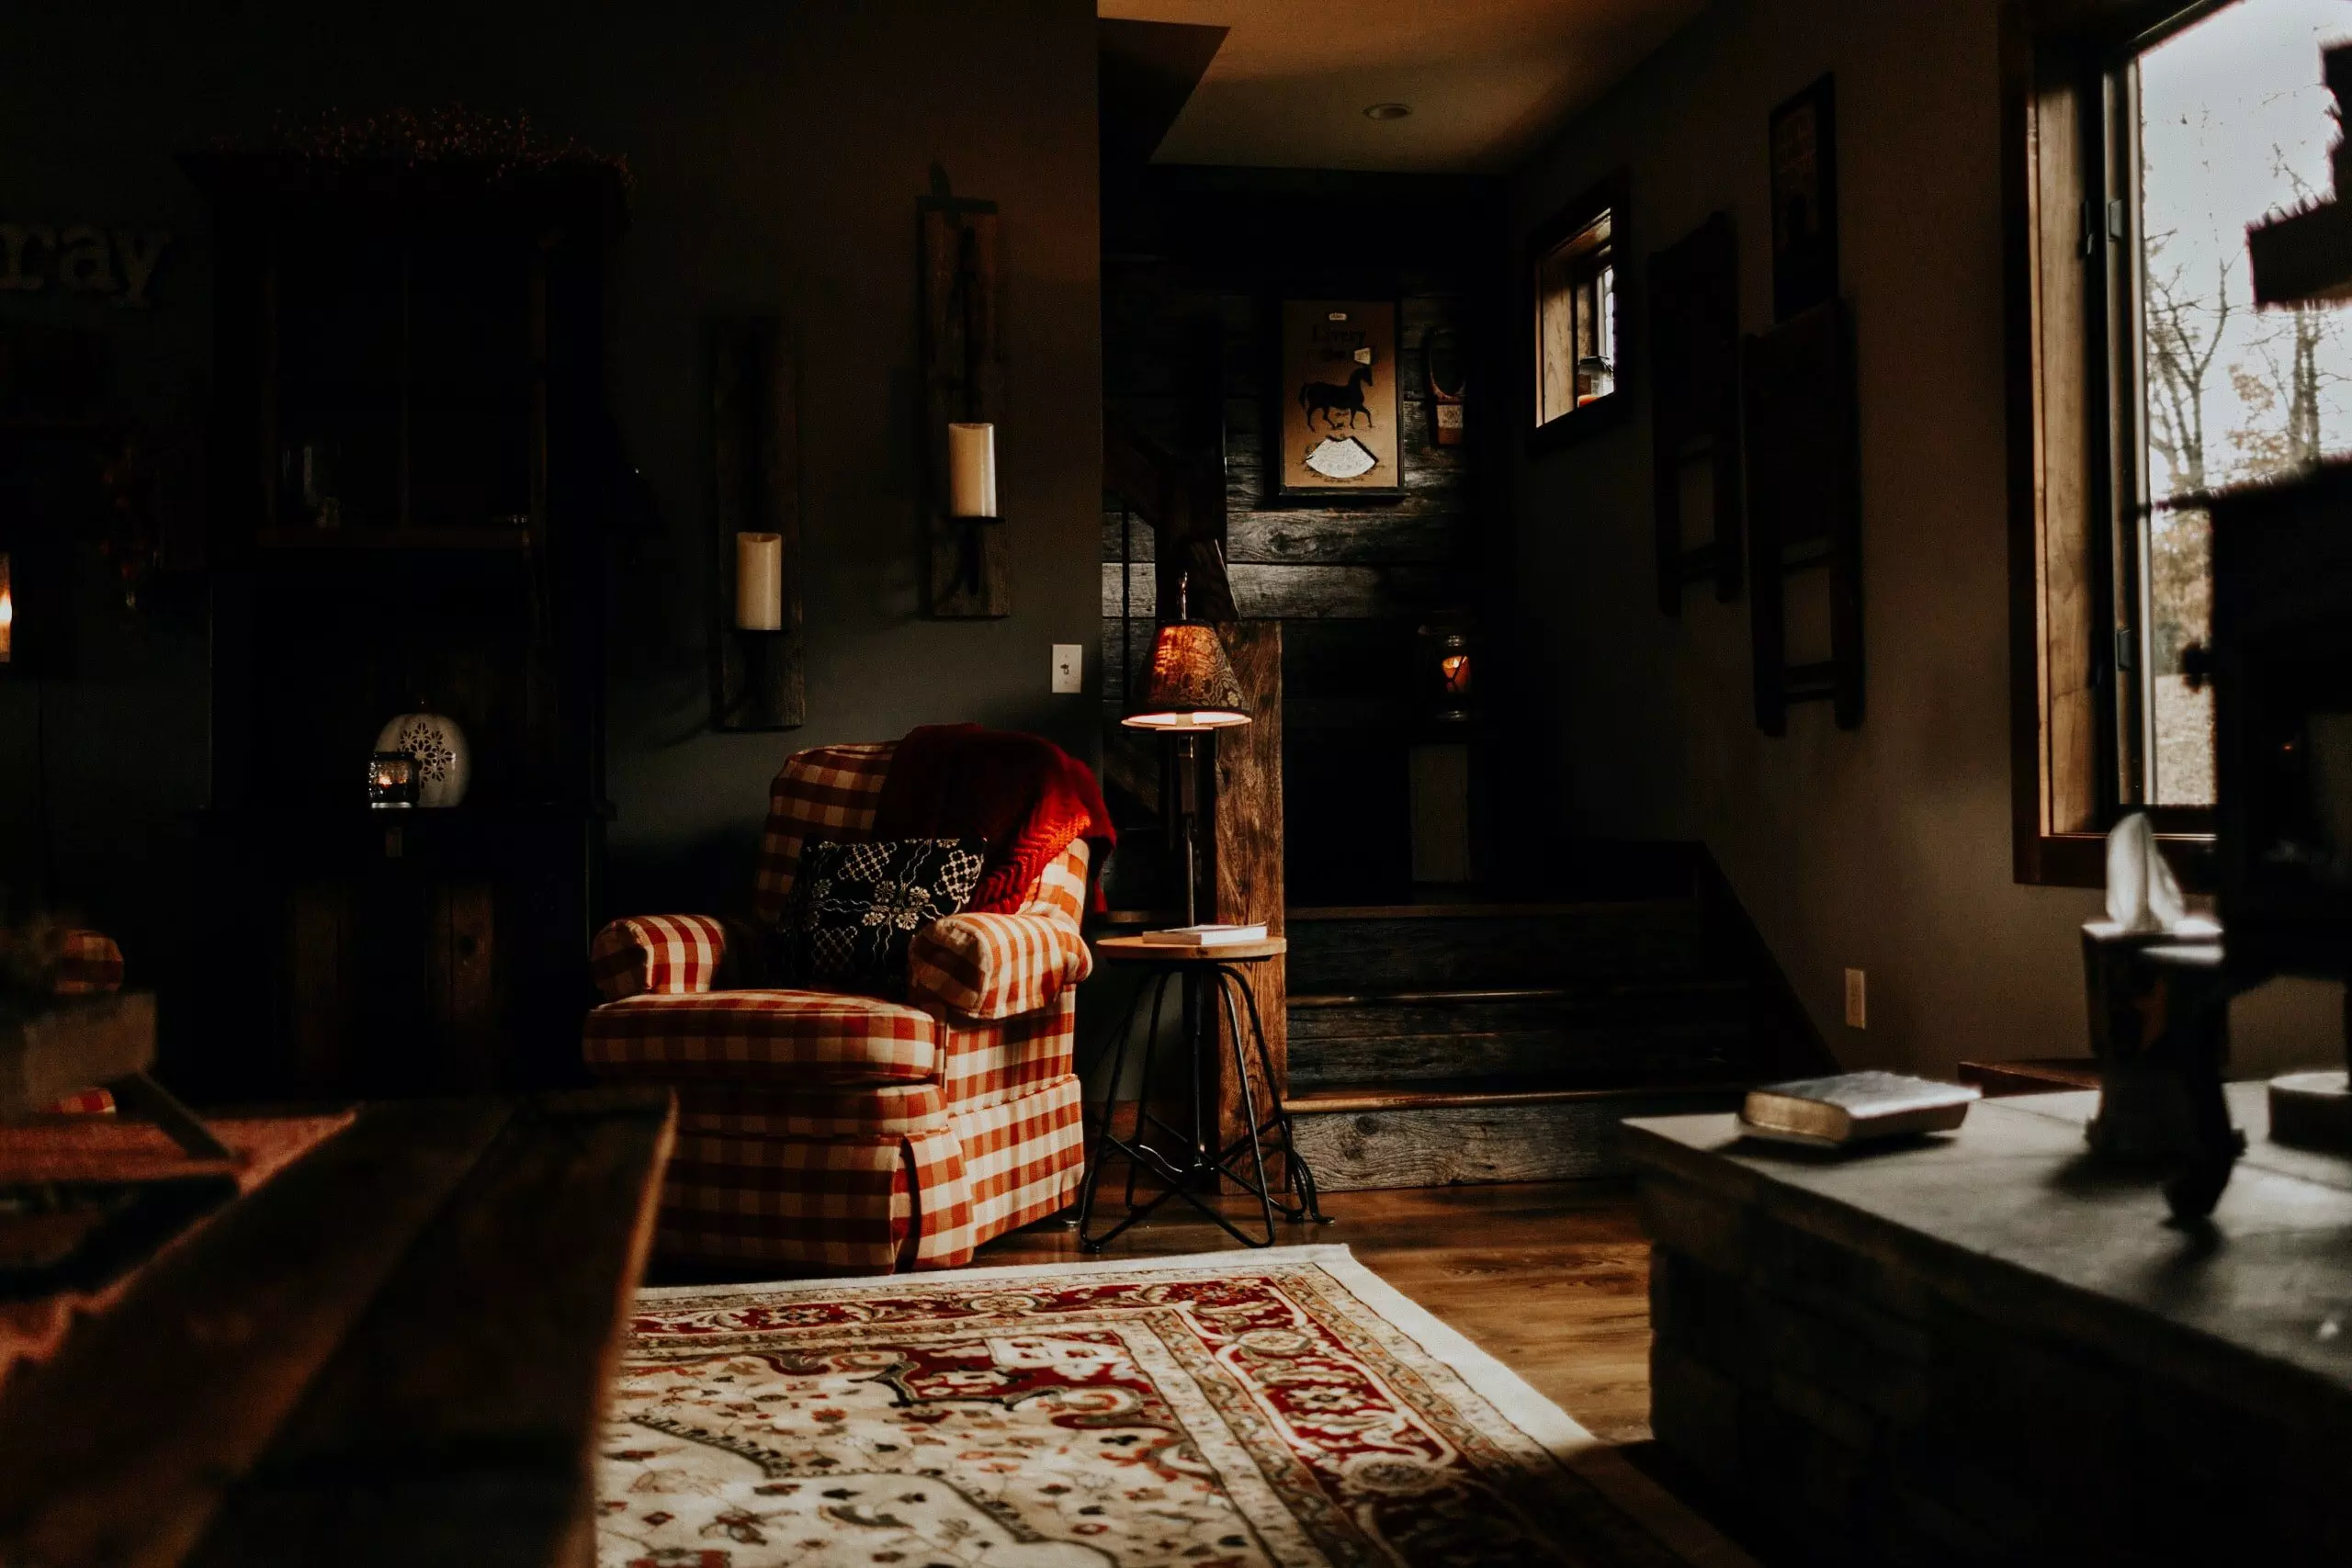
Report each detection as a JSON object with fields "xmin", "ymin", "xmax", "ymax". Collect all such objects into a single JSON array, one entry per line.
[
  {"xmin": 1844, "ymin": 967, "xmax": 1867, "ymax": 1030},
  {"xmin": 1050, "ymin": 643, "xmax": 1083, "ymax": 694}
]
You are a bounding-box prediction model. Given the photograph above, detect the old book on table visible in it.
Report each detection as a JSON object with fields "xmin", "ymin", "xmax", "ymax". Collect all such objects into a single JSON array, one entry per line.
[
  {"xmin": 1140, "ymin": 924, "xmax": 1268, "ymax": 948},
  {"xmin": 1737, "ymin": 1070, "xmax": 1980, "ymax": 1148}
]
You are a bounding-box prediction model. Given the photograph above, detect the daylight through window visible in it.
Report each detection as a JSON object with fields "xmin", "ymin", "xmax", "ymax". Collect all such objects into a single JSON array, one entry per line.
[
  {"xmin": 1535, "ymin": 209, "xmax": 1615, "ymax": 426},
  {"xmin": 2135, "ymin": 0, "xmax": 2352, "ymax": 807}
]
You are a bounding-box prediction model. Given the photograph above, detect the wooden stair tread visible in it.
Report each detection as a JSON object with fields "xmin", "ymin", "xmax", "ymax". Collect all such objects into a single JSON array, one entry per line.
[
  {"xmin": 1284, "ymin": 1077, "xmax": 1755, "ymax": 1114},
  {"xmin": 1290, "ymin": 980, "xmax": 1746, "ymax": 1009},
  {"xmin": 1286, "ymin": 900, "xmax": 1698, "ymax": 921}
]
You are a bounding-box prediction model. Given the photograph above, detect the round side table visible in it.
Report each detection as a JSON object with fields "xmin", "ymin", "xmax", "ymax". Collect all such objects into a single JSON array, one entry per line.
[{"xmin": 1075, "ymin": 935, "xmax": 1328, "ymax": 1250}]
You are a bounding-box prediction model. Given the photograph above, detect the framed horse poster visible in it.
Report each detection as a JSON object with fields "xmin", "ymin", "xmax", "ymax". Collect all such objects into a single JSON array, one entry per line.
[{"xmin": 1276, "ymin": 298, "xmax": 1402, "ymax": 500}]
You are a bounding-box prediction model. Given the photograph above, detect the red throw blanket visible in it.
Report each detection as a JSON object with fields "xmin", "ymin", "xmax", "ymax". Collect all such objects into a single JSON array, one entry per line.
[{"xmin": 871, "ymin": 725, "xmax": 1115, "ymax": 912}]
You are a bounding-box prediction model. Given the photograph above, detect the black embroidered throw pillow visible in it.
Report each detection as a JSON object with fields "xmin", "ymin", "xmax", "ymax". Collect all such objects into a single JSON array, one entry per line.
[{"xmin": 783, "ymin": 837, "xmax": 988, "ymax": 993}]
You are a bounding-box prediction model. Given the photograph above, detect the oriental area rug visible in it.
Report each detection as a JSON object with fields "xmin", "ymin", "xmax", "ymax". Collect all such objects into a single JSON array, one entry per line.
[{"xmin": 597, "ymin": 1244, "xmax": 1752, "ymax": 1568}]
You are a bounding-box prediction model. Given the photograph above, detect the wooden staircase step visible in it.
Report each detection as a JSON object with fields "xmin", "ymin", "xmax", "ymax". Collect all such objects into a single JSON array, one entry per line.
[
  {"xmin": 1283, "ymin": 902, "xmax": 1713, "ymax": 992},
  {"xmin": 1286, "ymin": 981, "xmax": 1749, "ymax": 1089},
  {"xmin": 1283, "ymin": 1077, "xmax": 1750, "ymax": 1190}
]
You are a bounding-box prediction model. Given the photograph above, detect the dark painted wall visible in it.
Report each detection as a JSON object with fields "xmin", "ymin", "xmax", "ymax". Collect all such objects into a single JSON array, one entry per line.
[
  {"xmin": 0, "ymin": 2, "xmax": 1102, "ymax": 1011},
  {"xmin": 1502, "ymin": 0, "xmax": 2340, "ymax": 1073}
]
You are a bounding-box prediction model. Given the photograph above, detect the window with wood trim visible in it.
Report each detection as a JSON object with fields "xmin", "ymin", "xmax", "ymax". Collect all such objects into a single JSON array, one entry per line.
[
  {"xmin": 2009, "ymin": 0, "xmax": 2352, "ymax": 885},
  {"xmin": 1531, "ymin": 179, "xmax": 1625, "ymax": 440}
]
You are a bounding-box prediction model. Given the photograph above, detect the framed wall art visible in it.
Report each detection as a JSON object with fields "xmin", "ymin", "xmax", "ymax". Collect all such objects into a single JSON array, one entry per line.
[
  {"xmin": 1769, "ymin": 73, "xmax": 1838, "ymax": 321},
  {"xmin": 1276, "ymin": 298, "xmax": 1402, "ymax": 500}
]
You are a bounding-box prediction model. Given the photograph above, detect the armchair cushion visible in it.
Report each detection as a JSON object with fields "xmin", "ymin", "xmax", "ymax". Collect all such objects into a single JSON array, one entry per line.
[
  {"xmin": 591, "ymin": 914, "xmax": 729, "ymax": 1002},
  {"xmin": 583, "ymin": 988, "xmax": 937, "ymax": 1088},
  {"xmin": 783, "ymin": 837, "xmax": 986, "ymax": 993}
]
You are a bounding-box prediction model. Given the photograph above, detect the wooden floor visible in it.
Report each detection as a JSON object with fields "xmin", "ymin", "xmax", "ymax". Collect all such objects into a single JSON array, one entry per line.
[{"xmin": 977, "ymin": 1178, "xmax": 1658, "ymax": 1445}]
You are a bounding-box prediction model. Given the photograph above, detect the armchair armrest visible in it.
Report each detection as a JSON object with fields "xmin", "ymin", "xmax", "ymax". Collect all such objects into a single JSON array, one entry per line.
[
  {"xmin": 592, "ymin": 915, "xmax": 729, "ymax": 1002},
  {"xmin": 909, "ymin": 913, "xmax": 1092, "ymax": 1021},
  {"xmin": 51, "ymin": 930, "xmax": 124, "ymax": 996}
]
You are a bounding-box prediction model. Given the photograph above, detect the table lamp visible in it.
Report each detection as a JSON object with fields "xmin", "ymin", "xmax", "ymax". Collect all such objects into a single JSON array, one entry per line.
[{"xmin": 1122, "ymin": 577, "xmax": 1250, "ymax": 928}]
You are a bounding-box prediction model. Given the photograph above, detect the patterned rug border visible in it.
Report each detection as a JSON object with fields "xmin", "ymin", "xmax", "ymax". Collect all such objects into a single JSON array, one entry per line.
[{"xmin": 631, "ymin": 1243, "xmax": 1757, "ymax": 1568}]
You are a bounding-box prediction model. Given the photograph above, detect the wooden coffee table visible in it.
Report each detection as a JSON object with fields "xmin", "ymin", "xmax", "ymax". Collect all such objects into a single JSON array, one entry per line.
[{"xmin": 0, "ymin": 1087, "xmax": 673, "ymax": 1568}]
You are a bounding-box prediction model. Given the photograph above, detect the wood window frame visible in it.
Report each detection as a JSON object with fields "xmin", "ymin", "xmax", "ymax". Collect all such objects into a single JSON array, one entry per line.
[
  {"xmin": 1528, "ymin": 172, "xmax": 1631, "ymax": 452},
  {"xmin": 2005, "ymin": 0, "xmax": 2233, "ymax": 888}
]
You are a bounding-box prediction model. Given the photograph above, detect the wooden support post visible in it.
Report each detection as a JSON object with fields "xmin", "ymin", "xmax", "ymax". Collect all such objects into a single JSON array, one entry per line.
[{"xmin": 1209, "ymin": 622, "xmax": 1285, "ymax": 1186}]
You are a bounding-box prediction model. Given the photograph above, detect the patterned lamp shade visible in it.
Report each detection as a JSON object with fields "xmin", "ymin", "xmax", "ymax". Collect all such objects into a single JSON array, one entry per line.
[{"xmin": 1124, "ymin": 622, "xmax": 1251, "ymax": 730}]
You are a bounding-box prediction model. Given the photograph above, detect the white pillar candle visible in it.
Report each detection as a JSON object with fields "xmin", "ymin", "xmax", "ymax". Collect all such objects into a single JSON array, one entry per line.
[
  {"xmin": 735, "ymin": 532, "xmax": 784, "ymax": 630},
  {"xmin": 948, "ymin": 421, "xmax": 998, "ymax": 518}
]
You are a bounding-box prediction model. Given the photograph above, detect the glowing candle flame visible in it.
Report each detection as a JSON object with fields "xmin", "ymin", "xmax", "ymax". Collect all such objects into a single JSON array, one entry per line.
[{"xmin": 0, "ymin": 558, "xmax": 13, "ymax": 663}]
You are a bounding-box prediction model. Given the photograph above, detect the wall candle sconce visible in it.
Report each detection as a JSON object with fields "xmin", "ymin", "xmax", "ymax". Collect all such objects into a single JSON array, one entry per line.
[
  {"xmin": 920, "ymin": 164, "xmax": 1009, "ymax": 618},
  {"xmin": 710, "ymin": 317, "xmax": 807, "ymax": 731},
  {"xmin": 735, "ymin": 531, "xmax": 784, "ymax": 630},
  {"xmin": 948, "ymin": 423, "xmax": 998, "ymax": 519}
]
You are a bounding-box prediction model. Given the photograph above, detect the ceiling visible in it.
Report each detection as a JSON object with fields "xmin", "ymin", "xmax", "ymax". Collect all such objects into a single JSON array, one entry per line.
[{"xmin": 1096, "ymin": 0, "xmax": 1706, "ymax": 174}]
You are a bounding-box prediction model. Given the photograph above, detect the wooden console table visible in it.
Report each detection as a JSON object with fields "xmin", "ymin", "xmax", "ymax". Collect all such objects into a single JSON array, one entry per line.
[
  {"xmin": 0, "ymin": 1088, "xmax": 673, "ymax": 1568},
  {"xmin": 1628, "ymin": 1086, "xmax": 2352, "ymax": 1566}
]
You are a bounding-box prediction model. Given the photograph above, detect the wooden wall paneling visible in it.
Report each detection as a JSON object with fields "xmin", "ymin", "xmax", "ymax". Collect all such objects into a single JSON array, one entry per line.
[
  {"xmin": 1742, "ymin": 299, "xmax": 1862, "ymax": 734},
  {"xmin": 286, "ymin": 880, "xmax": 359, "ymax": 1095},
  {"xmin": 1210, "ymin": 622, "xmax": 1286, "ymax": 1189},
  {"xmin": 1647, "ymin": 213, "xmax": 1744, "ymax": 613},
  {"xmin": 710, "ymin": 317, "xmax": 806, "ymax": 730},
  {"xmin": 919, "ymin": 190, "xmax": 1009, "ymax": 618},
  {"xmin": 429, "ymin": 879, "xmax": 500, "ymax": 1092},
  {"xmin": 1098, "ymin": 561, "xmax": 1447, "ymax": 626}
]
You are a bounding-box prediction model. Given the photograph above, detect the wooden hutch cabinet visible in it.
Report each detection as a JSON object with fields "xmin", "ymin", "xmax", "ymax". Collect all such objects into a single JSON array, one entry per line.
[{"xmin": 184, "ymin": 150, "xmax": 626, "ymax": 1100}]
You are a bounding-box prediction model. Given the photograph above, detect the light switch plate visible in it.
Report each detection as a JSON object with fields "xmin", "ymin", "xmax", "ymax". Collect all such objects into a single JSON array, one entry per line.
[
  {"xmin": 1843, "ymin": 967, "xmax": 1867, "ymax": 1030},
  {"xmin": 1051, "ymin": 643, "xmax": 1083, "ymax": 694}
]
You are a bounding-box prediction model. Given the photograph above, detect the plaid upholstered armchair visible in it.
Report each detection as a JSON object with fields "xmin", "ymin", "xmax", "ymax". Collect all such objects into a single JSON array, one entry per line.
[{"xmin": 582, "ymin": 738, "xmax": 1099, "ymax": 1274}]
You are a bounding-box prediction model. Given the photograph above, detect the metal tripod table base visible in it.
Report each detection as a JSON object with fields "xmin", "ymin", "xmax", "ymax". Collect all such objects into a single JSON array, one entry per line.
[{"xmin": 1075, "ymin": 953, "xmax": 1328, "ymax": 1251}]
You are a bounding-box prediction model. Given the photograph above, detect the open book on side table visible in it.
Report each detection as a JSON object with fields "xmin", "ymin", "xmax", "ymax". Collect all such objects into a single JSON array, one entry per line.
[
  {"xmin": 1736, "ymin": 1070, "xmax": 1981, "ymax": 1149},
  {"xmin": 1139, "ymin": 924, "xmax": 1269, "ymax": 949}
]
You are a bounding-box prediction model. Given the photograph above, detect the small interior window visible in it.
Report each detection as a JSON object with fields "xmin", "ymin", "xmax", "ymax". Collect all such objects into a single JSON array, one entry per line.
[{"xmin": 1535, "ymin": 209, "xmax": 1616, "ymax": 427}]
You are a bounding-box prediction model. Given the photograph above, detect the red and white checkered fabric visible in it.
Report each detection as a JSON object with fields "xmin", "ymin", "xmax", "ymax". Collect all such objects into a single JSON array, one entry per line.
[
  {"xmin": 1017, "ymin": 840, "xmax": 1090, "ymax": 925},
  {"xmin": 584, "ymin": 989, "xmax": 937, "ymax": 1088},
  {"xmin": 910, "ymin": 843, "xmax": 1093, "ymax": 1021},
  {"xmin": 657, "ymin": 1123, "xmax": 958, "ymax": 1272},
  {"xmin": 592, "ymin": 734, "xmax": 1101, "ymax": 1272},
  {"xmin": 591, "ymin": 914, "xmax": 729, "ymax": 1002},
  {"xmin": 52, "ymin": 931, "xmax": 123, "ymax": 996},
  {"xmin": 674, "ymin": 1082, "xmax": 948, "ymax": 1140},
  {"xmin": 751, "ymin": 741, "xmax": 895, "ymax": 928},
  {"xmin": 651, "ymin": 1072, "xmax": 1081, "ymax": 1271},
  {"xmin": 938, "ymin": 992, "xmax": 1078, "ymax": 1113},
  {"xmin": 950, "ymin": 1070, "xmax": 1085, "ymax": 1242}
]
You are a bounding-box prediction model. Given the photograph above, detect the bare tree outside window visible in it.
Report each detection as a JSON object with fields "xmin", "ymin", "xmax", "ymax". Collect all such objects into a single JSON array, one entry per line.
[{"xmin": 2139, "ymin": 0, "xmax": 2352, "ymax": 806}]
